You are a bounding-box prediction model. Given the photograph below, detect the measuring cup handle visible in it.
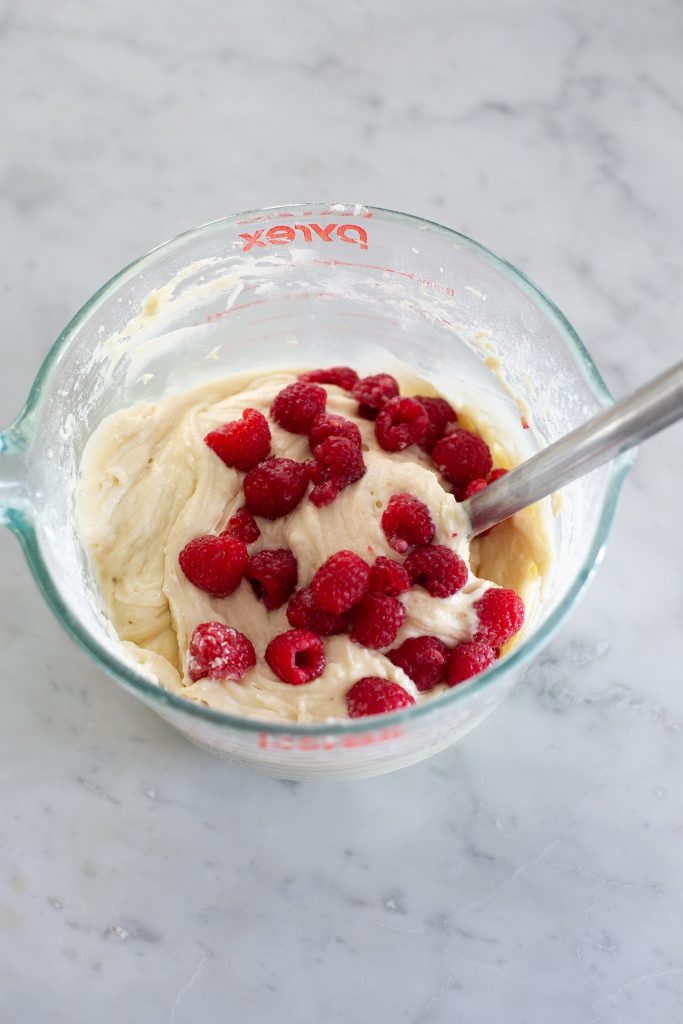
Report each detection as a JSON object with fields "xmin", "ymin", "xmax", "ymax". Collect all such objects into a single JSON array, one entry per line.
[{"xmin": 0, "ymin": 427, "xmax": 29, "ymax": 528}]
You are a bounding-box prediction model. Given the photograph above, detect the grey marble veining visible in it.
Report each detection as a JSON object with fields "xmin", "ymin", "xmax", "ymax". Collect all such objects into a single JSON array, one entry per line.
[{"xmin": 1, "ymin": 1, "xmax": 682, "ymax": 1021}]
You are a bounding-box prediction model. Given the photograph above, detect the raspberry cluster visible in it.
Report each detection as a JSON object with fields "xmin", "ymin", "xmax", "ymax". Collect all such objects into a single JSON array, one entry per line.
[{"xmin": 176, "ymin": 367, "xmax": 524, "ymax": 712}]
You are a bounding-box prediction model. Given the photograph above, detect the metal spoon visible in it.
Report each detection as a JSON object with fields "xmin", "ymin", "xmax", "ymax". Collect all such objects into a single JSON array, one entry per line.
[{"xmin": 463, "ymin": 359, "xmax": 683, "ymax": 538}]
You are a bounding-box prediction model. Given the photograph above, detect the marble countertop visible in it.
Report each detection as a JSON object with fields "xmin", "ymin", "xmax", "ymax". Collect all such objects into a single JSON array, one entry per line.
[{"xmin": 1, "ymin": 1, "xmax": 682, "ymax": 1021}]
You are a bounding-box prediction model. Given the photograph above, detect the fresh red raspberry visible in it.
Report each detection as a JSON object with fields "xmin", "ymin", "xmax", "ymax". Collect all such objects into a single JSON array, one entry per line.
[
  {"xmin": 431, "ymin": 428, "xmax": 493, "ymax": 486},
  {"xmin": 310, "ymin": 550, "xmax": 370, "ymax": 613},
  {"xmin": 389, "ymin": 635, "xmax": 450, "ymax": 692},
  {"xmin": 349, "ymin": 593, "xmax": 406, "ymax": 649},
  {"xmin": 369, "ymin": 556, "xmax": 411, "ymax": 596},
  {"xmin": 351, "ymin": 373, "xmax": 400, "ymax": 420},
  {"xmin": 178, "ymin": 535, "xmax": 248, "ymax": 597},
  {"xmin": 299, "ymin": 366, "xmax": 359, "ymax": 391},
  {"xmin": 346, "ymin": 677, "xmax": 415, "ymax": 717},
  {"xmin": 286, "ymin": 587, "xmax": 350, "ymax": 636},
  {"xmin": 447, "ymin": 639, "xmax": 497, "ymax": 685},
  {"xmin": 243, "ymin": 457, "xmax": 309, "ymax": 519},
  {"xmin": 405, "ymin": 544, "xmax": 468, "ymax": 597},
  {"xmin": 463, "ymin": 477, "xmax": 488, "ymax": 499},
  {"xmin": 374, "ymin": 396, "xmax": 429, "ymax": 451},
  {"xmin": 245, "ymin": 549, "xmax": 298, "ymax": 610},
  {"xmin": 414, "ymin": 396, "xmax": 458, "ymax": 451},
  {"xmin": 204, "ymin": 408, "xmax": 271, "ymax": 472},
  {"xmin": 222, "ymin": 507, "xmax": 260, "ymax": 544},
  {"xmin": 309, "ymin": 413, "xmax": 362, "ymax": 450},
  {"xmin": 187, "ymin": 621, "xmax": 256, "ymax": 682},
  {"xmin": 381, "ymin": 493, "xmax": 435, "ymax": 554},
  {"xmin": 271, "ymin": 382, "xmax": 326, "ymax": 433},
  {"xmin": 457, "ymin": 468, "xmax": 507, "ymax": 506},
  {"xmin": 265, "ymin": 629, "xmax": 326, "ymax": 685},
  {"xmin": 307, "ymin": 436, "xmax": 366, "ymax": 507},
  {"xmin": 473, "ymin": 588, "xmax": 525, "ymax": 647}
]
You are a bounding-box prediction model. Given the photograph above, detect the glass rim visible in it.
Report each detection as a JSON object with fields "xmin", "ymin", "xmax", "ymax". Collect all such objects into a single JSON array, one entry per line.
[{"xmin": 3, "ymin": 203, "xmax": 629, "ymax": 737}]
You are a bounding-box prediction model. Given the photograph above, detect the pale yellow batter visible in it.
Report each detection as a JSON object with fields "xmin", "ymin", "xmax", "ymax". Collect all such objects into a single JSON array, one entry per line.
[{"xmin": 77, "ymin": 371, "xmax": 551, "ymax": 722}]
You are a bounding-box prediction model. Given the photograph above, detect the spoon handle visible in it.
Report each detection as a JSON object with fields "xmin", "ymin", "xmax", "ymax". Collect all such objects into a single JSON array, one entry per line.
[{"xmin": 464, "ymin": 359, "xmax": 683, "ymax": 538}]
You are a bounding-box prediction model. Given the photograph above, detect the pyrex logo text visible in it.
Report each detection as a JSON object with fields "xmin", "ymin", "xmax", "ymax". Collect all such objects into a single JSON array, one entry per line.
[{"xmin": 240, "ymin": 223, "xmax": 368, "ymax": 252}]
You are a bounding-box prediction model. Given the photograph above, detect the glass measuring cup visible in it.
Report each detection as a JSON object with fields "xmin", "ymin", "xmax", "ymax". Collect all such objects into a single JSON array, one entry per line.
[{"xmin": 0, "ymin": 204, "xmax": 630, "ymax": 780}]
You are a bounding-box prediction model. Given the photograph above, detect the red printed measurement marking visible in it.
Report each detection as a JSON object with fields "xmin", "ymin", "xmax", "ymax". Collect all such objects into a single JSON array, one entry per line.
[
  {"xmin": 258, "ymin": 726, "xmax": 405, "ymax": 751},
  {"xmin": 239, "ymin": 223, "xmax": 369, "ymax": 252},
  {"xmin": 201, "ymin": 291, "xmax": 339, "ymax": 327},
  {"xmin": 205, "ymin": 298, "xmax": 268, "ymax": 322},
  {"xmin": 314, "ymin": 258, "xmax": 456, "ymax": 298}
]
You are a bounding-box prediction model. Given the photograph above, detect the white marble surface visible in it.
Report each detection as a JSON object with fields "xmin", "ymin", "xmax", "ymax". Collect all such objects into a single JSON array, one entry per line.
[{"xmin": 1, "ymin": 1, "xmax": 682, "ymax": 1020}]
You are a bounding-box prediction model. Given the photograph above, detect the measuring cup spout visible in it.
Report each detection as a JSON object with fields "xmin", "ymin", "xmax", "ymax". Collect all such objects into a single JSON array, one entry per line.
[{"xmin": 0, "ymin": 426, "xmax": 29, "ymax": 528}]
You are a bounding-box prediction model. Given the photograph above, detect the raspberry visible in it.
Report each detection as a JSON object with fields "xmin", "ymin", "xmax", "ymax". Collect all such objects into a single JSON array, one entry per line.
[
  {"xmin": 271, "ymin": 382, "xmax": 326, "ymax": 434},
  {"xmin": 447, "ymin": 639, "xmax": 497, "ymax": 686},
  {"xmin": 369, "ymin": 556, "xmax": 411, "ymax": 596},
  {"xmin": 414, "ymin": 396, "xmax": 458, "ymax": 451},
  {"xmin": 223, "ymin": 507, "xmax": 260, "ymax": 544},
  {"xmin": 286, "ymin": 587, "xmax": 349, "ymax": 636},
  {"xmin": 265, "ymin": 629, "xmax": 326, "ymax": 685},
  {"xmin": 349, "ymin": 593, "xmax": 406, "ymax": 649},
  {"xmin": 346, "ymin": 677, "xmax": 415, "ymax": 718},
  {"xmin": 374, "ymin": 396, "xmax": 429, "ymax": 451},
  {"xmin": 178, "ymin": 535, "xmax": 248, "ymax": 597},
  {"xmin": 204, "ymin": 408, "xmax": 271, "ymax": 472},
  {"xmin": 457, "ymin": 468, "xmax": 507, "ymax": 506},
  {"xmin": 309, "ymin": 413, "xmax": 362, "ymax": 450},
  {"xmin": 463, "ymin": 477, "xmax": 488, "ymax": 499},
  {"xmin": 299, "ymin": 366, "xmax": 359, "ymax": 391},
  {"xmin": 381, "ymin": 493, "xmax": 435, "ymax": 554},
  {"xmin": 405, "ymin": 545, "xmax": 468, "ymax": 597},
  {"xmin": 307, "ymin": 436, "xmax": 366, "ymax": 507},
  {"xmin": 310, "ymin": 550, "xmax": 370, "ymax": 613},
  {"xmin": 243, "ymin": 457, "xmax": 309, "ymax": 519},
  {"xmin": 473, "ymin": 588, "xmax": 525, "ymax": 647},
  {"xmin": 351, "ymin": 373, "xmax": 400, "ymax": 420},
  {"xmin": 389, "ymin": 636, "xmax": 450, "ymax": 692},
  {"xmin": 188, "ymin": 621, "xmax": 256, "ymax": 682},
  {"xmin": 245, "ymin": 549, "xmax": 298, "ymax": 610},
  {"xmin": 431, "ymin": 428, "xmax": 492, "ymax": 486}
]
